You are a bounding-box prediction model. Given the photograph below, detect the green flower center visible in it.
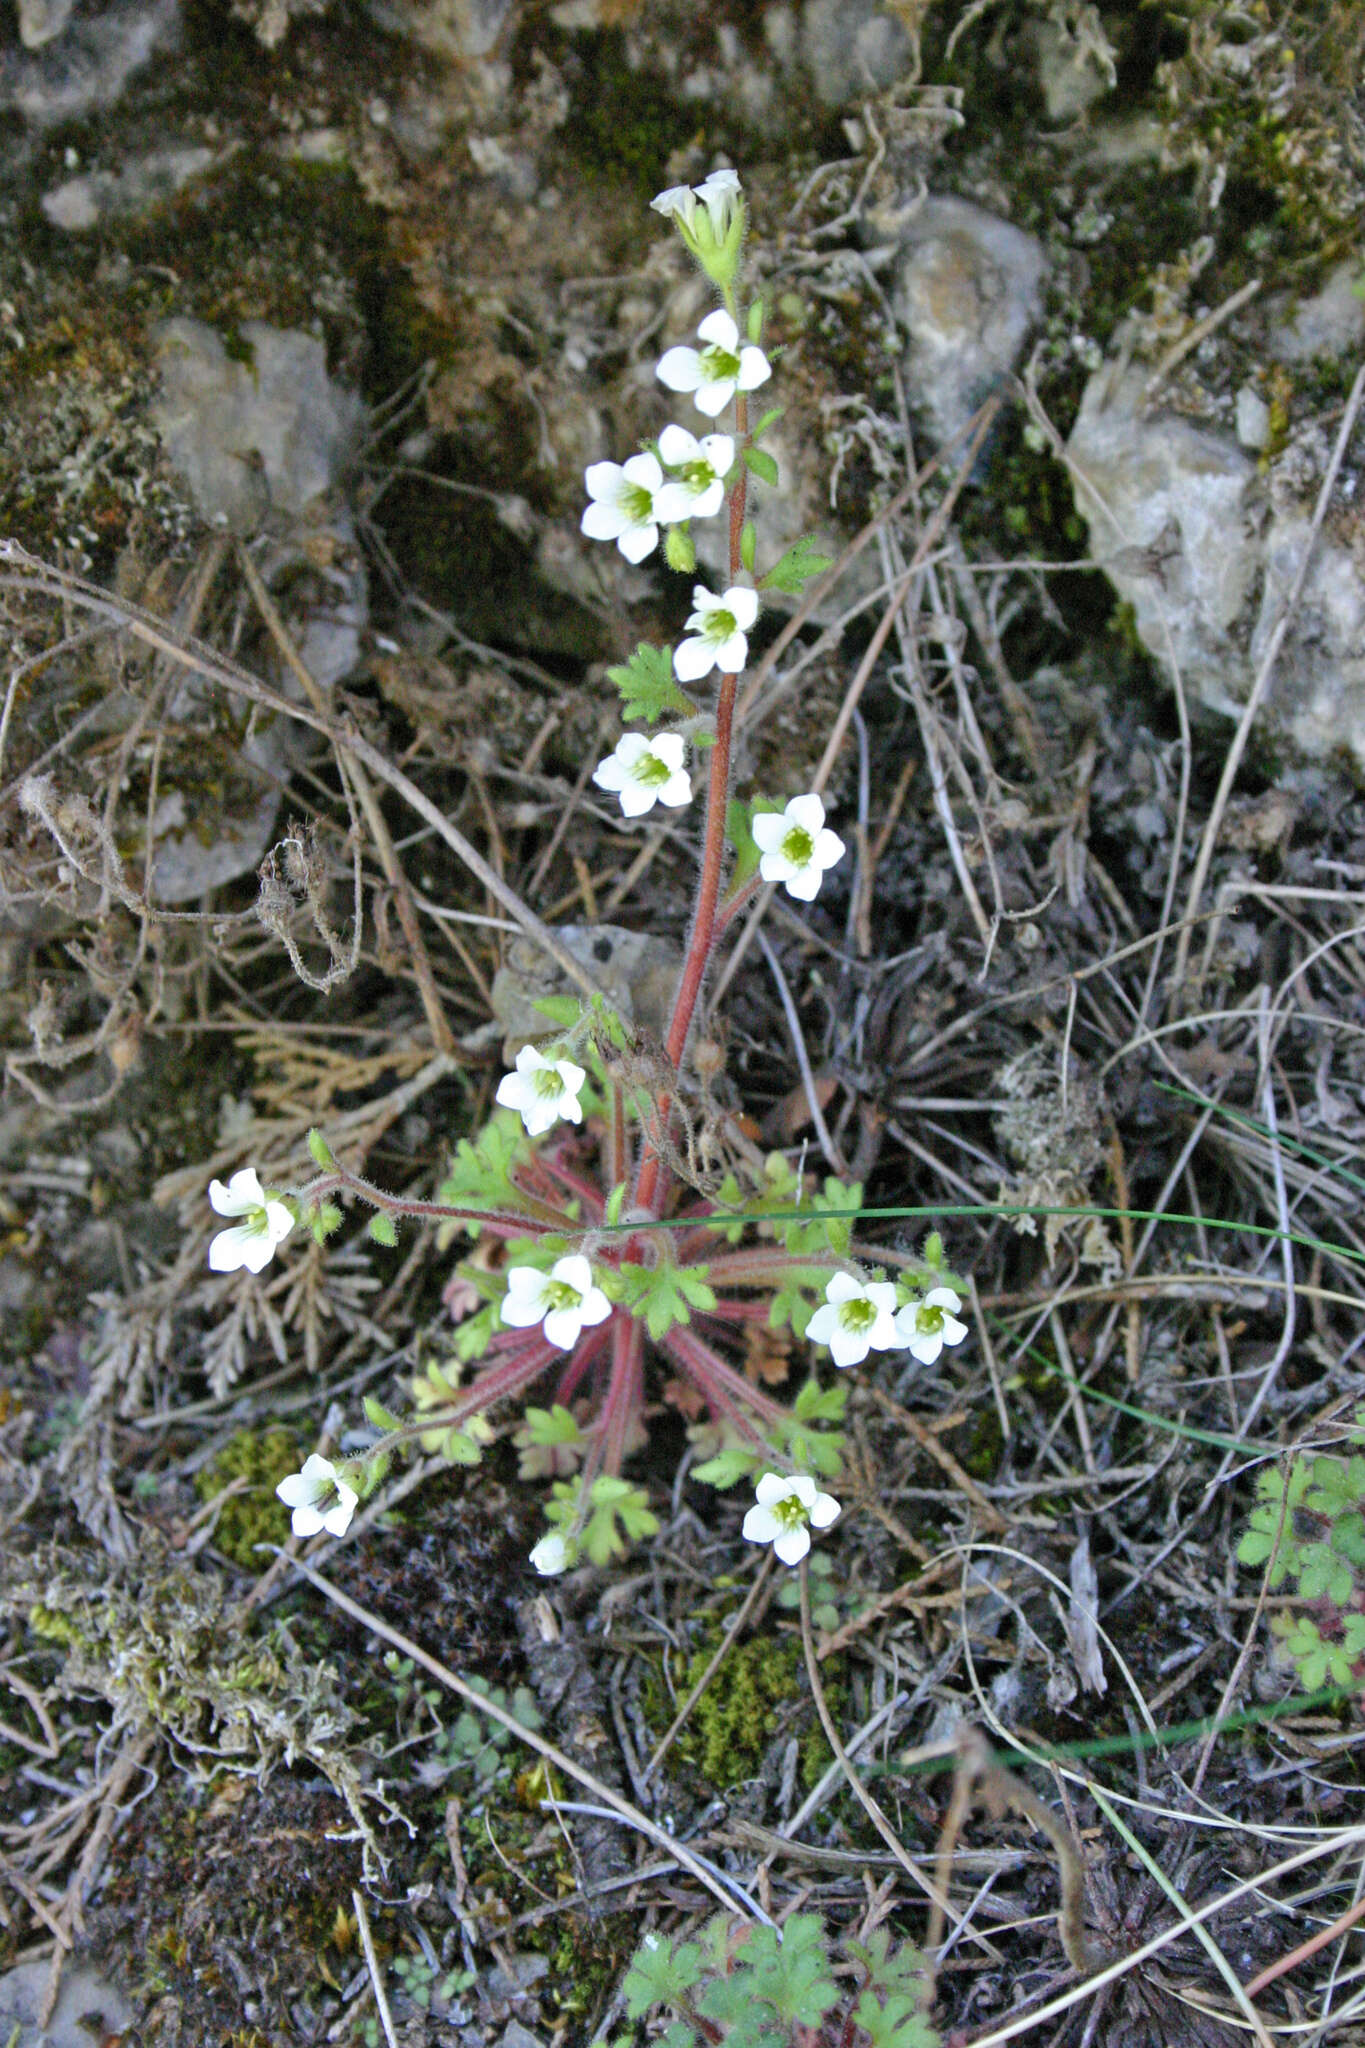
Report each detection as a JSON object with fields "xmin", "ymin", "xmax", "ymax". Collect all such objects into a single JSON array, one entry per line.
[
  {"xmin": 782, "ymin": 826, "xmax": 815, "ymax": 867},
  {"xmin": 705, "ymin": 608, "xmax": 737, "ymax": 644},
  {"xmin": 623, "ymin": 482, "xmax": 655, "ymax": 524},
  {"xmin": 916, "ymin": 1303, "xmax": 944, "ymax": 1336},
  {"xmin": 634, "ymin": 749, "xmax": 671, "ymax": 788},
  {"xmin": 701, "ymin": 345, "xmax": 740, "ymax": 382},
  {"xmin": 545, "ymin": 1279, "xmax": 583, "ymax": 1312},
  {"xmin": 532, "ymin": 1067, "xmax": 565, "ymax": 1100},
  {"xmin": 681, "ymin": 459, "xmax": 713, "ymax": 490},
  {"xmin": 840, "ymin": 1296, "xmax": 875, "ymax": 1332},
  {"xmin": 773, "ymin": 1494, "xmax": 808, "ymax": 1531}
]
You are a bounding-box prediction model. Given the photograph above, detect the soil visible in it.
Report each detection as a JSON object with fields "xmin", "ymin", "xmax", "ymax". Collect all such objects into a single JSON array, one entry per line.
[{"xmin": 2, "ymin": 4, "xmax": 1365, "ymax": 2046}]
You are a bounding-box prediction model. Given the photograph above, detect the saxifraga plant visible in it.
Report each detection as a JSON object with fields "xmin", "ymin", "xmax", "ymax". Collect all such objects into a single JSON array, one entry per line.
[
  {"xmin": 1238, "ymin": 1415, "xmax": 1365, "ymax": 1694},
  {"xmin": 621, "ymin": 1912, "xmax": 939, "ymax": 2048},
  {"xmin": 201, "ymin": 170, "xmax": 971, "ymax": 1571}
]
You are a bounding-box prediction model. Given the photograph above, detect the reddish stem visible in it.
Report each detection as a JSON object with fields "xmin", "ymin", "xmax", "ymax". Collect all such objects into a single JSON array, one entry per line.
[
  {"xmin": 635, "ymin": 394, "xmax": 750, "ymax": 1217},
  {"xmin": 601, "ymin": 1311, "xmax": 646, "ymax": 1475},
  {"xmin": 554, "ymin": 1318, "xmax": 613, "ymax": 1408}
]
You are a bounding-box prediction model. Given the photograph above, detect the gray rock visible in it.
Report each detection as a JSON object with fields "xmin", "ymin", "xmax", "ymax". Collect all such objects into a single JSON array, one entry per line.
[
  {"xmin": 1067, "ymin": 352, "xmax": 1365, "ymax": 765},
  {"xmin": 152, "ymin": 318, "xmax": 365, "ymax": 530},
  {"xmin": 801, "ymin": 0, "xmax": 915, "ymax": 107},
  {"xmin": 1028, "ymin": 4, "xmax": 1117, "ymax": 122},
  {"xmin": 491, "ymin": 925, "xmax": 681, "ymax": 1058},
  {"xmin": 1266, "ymin": 260, "xmax": 1365, "ymax": 365},
  {"xmin": 0, "ymin": 0, "xmax": 179, "ymax": 123},
  {"xmin": 144, "ymin": 319, "xmax": 367, "ymax": 899},
  {"xmin": 17, "ymin": 0, "xmax": 77, "ymax": 49},
  {"xmin": 41, "ymin": 144, "xmax": 218, "ymax": 230},
  {"xmin": 1235, "ymin": 384, "xmax": 1271, "ymax": 450},
  {"xmin": 892, "ymin": 197, "xmax": 1047, "ymax": 450},
  {"xmin": 0, "ymin": 1957, "xmax": 133, "ymax": 2048}
]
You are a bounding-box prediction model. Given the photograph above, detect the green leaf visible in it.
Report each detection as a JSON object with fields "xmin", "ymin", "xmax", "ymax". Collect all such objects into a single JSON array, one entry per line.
[
  {"xmin": 747, "ymin": 296, "xmax": 765, "ymax": 343},
  {"xmin": 438, "ymin": 1110, "xmax": 532, "ymax": 1231},
  {"xmin": 453, "ymin": 1301, "xmax": 500, "ymax": 1363},
  {"xmin": 580, "ymin": 1476, "xmax": 660, "ymax": 1562},
  {"xmin": 306, "ymin": 1126, "xmax": 337, "ymax": 1170},
  {"xmin": 623, "ymin": 1933, "xmax": 702, "ymax": 2018},
  {"xmin": 363, "ymin": 1395, "xmax": 404, "ymax": 1433},
  {"xmin": 532, "ymin": 995, "xmax": 583, "ymax": 1028},
  {"xmin": 664, "ymin": 523, "xmax": 697, "ymax": 573},
  {"xmin": 618, "ymin": 1260, "xmax": 716, "ymax": 1341},
  {"xmin": 750, "ymin": 405, "xmax": 783, "ymax": 440},
  {"xmin": 368, "ymin": 1212, "xmax": 398, "ymax": 1246},
  {"xmin": 759, "ymin": 534, "xmax": 833, "ymax": 595},
  {"xmin": 743, "ymin": 445, "xmax": 779, "ymax": 488},
  {"xmin": 692, "ymin": 1446, "xmax": 763, "ymax": 1490},
  {"xmin": 725, "ymin": 799, "xmax": 763, "ymax": 894},
  {"xmin": 740, "ymin": 518, "xmax": 757, "ymax": 573},
  {"xmin": 307, "ymin": 1200, "xmax": 344, "ymax": 1243},
  {"xmin": 607, "ymin": 642, "xmax": 695, "ymax": 725},
  {"xmin": 604, "ymin": 1181, "xmax": 627, "ymax": 1227}
]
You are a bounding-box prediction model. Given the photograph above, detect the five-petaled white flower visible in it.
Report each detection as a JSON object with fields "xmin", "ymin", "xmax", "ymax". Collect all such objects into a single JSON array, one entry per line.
[
  {"xmin": 657, "ymin": 309, "xmax": 771, "ymax": 419},
  {"xmin": 895, "ymin": 1286, "xmax": 969, "ymax": 1365},
  {"xmin": 207, "ymin": 1167, "xmax": 295, "ymax": 1274},
  {"xmin": 276, "ymin": 1454, "xmax": 358, "ymax": 1539},
  {"xmin": 651, "ymin": 168, "xmax": 743, "ymax": 240},
  {"xmin": 529, "ymin": 1530, "xmax": 576, "ymax": 1576},
  {"xmin": 501, "ymin": 1254, "xmax": 612, "ymax": 1352},
  {"xmin": 496, "ymin": 1046, "xmax": 587, "ymax": 1138},
  {"xmin": 751, "ymin": 794, "xmax": 846, "ymax": 903},
  {"xmin": 807, "ymin": 1272, "xmax": 900, "ymax": 1370},
  {"xmin": 654, "ymin": 425, "xmax": 734, "ymax": 522},
  {"xmin": 581, "ymin": 452, "xmax": 670, "ymax": 564},
  {"xmin": 742, "ymin": 1471, "xmax": 841, "ymax": 1567},
  {"xmin": 674, "ymin": 583, "xmax": 759, "ymax": 682},
  {"xmin": 592, "ymin": 730, "xmax": 693, "ymax": 817}
]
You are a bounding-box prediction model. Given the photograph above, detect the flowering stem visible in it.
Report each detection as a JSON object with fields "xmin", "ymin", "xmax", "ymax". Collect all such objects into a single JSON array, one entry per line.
[
  {"xmin": 301, "ymin": 1167, "xmax": 561, "ymax": 1239},
  {"xmin": 663, "ymin": 1324, "xmax": 780, "ymax": 1447},
  {"xmin": 635, "ymin": 395, "xmax": 751, "ymax": 1218},
  {"xmin": 601, "ymin": 1311, "xmax": 645, "ymax": 1475}
]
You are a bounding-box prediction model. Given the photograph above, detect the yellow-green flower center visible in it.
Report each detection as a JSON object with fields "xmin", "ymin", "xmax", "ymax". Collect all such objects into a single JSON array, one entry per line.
[
  {"xmin": 773, "ymin": 1494, "xmax": 807, "ymax": 1531},
  {"xmin": 702, "ymin": 344, "xmax": 740, "ymax": 382},
  {"xmin": 546, "ymin": 1279, "xmax": 582, "ymax": 1312},
  {"xmin": 634, "ymin": 749, "xmax": 671, "ymax": 788},
  {"xmin": 840, "ymin": 1295, "xmax": 875, "ymax": 1332},
  {"xmin": 532, "ymin": 1067, "xmax": 565, "ymax": 1100},
  {"xmin": 623, "ymin": 481, "xmax": 655, "ymax": 523},
  {"xmin": 782, "ymin": 826, "xmax": 815, "ymax": 867},
  {"xmin": 917, "ymin": 1302, "xmax": 944, "ymax": 1335},
  {"xmin": 706, "ymin": 608, "xmax": 737, "ymax": 643},
  {"xmin": 681, "ymin": 459, "xmax": 713, "ymax": 490}
]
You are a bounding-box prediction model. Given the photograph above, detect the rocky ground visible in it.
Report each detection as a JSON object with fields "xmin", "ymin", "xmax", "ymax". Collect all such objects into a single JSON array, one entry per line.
[{"xmin": 3, "ymin": 2, "xmax": 1365, "ymax": 2044}]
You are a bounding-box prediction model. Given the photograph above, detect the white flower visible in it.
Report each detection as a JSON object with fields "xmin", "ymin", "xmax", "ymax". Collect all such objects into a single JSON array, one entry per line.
[
  {"xmin": 751, "ymin": 794, "xmax": 846, "ymax": 903},
  {"xmin": 654, "ymin": 425, "xmax": 734, "ymax": 522},
  {"xmin": 742, "ymin": 1471, "xmax": 841, "ymax": 1567},
  {"xmin": 207, "ymin": 1167, "xmax": 295, "ymax": 1274},
  {"xmin": 694, "ymin": 167, "xmax": 743, "ymax": 237},
  {"xmin": 592, "ymin": 730, "xmax": 693, "ymax": 818},
  {"xmin": 530, "ymin": 1530, "xmax": 575, "ymax": 1576},
  {"xmin": 276, "ymin": 1454, "xmax": 358, "ymax": 1539},
  {"xmin": 806, "ymin": 1272, "xmax": 900, "ymax": 1370},
  {"xmin": 674, "ymin": 582, "xmax": 759, "ymax": 682},
  {"xmin": 657, "ymin": 310, "xmax": 771, "ymax": 419},
  {"xmin": 581, "ymin": 451, "xmax": 669, "ymax": 564},
  {"xmin": 650, "ymin": 183, "xmax": 703, "ymax": 234},
  {"xmin": 895, "ymin": 1286, "xmax": 969, "ymax": 1365},
  {"xmin": 501, "ymin": 1254, "xmax": 612, "ymax": 1352},
  {"xmin": 495, "ymin": 1046, "xmax": 587, "ymax": 1138}
]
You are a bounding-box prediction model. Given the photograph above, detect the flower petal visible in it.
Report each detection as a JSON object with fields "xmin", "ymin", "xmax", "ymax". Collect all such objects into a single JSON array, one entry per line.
[
  {"xmin": 773, "ymin": 1525, "xmax": 812, "ymax": 1566},
  {"xmin": 657, "ymin": 345, "xmax": 703, "ymax": 393},
  {"xmin": 697, "ymin": 308, "xmax": 739, "ymax": 351}
]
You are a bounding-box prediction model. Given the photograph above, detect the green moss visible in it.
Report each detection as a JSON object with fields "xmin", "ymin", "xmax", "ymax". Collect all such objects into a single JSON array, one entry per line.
[
  {"xmin": 195, "ymin": 1425, "xmax": 301, "ymax": 1570},
  {"xmin": 646, "ymin": 1627, "xmax": 838, "ymax": 1792}
]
